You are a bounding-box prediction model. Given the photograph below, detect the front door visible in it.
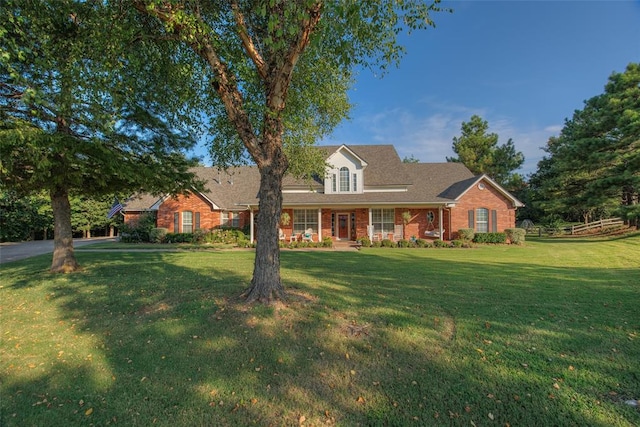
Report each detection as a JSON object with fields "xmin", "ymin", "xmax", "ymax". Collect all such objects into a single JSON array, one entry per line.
[{"xmin": 338, "ymin": 214, "xmax": 349, "ymax": 239}]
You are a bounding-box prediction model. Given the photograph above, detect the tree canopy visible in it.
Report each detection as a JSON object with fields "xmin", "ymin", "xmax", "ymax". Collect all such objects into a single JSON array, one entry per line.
[
  {"xmin": 0, "ymin": 0, "xmax": 202, "ymax": 271},
  {"xmin": 529, "ymin": 63, "xmax": 640, "ymax": 225},
  {"xmin": 447, "ymin": 115, "xmax": 525, "ymax": 191},
  {"xmin": 125, "ymin": 0, "xmax": 447, "ymax": 302}
]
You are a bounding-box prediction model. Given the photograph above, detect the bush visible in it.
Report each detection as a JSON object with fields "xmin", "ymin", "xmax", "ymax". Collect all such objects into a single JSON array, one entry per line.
[
  {"xmin": 372, "ymin": 240, "xmax": 382, "ymax": 248},
  {"xmin": 433, "ymin": 239, "xmax": 448, "ymax": 248},
  {"xmin": 381, "ymin": 239, "xmax": 395, "ymax": 248},
  {"xmin": 149, "ymin": 227, "xmax": 168, "ymax": 243},
  {"xmin": 322, "ymin": 237, "xmax": 333, "ymax": 248},
  {"xmin": 164, "ymin": 233, "xmax": 194, "ymax": 243},
  {"xmin": 414, "ymin": 238, "xmax": 431, "ymax": 248},
  {"xmin": 358, "ymin": 236, "xmax": 371, "ymax": 247},
  {"xmin": 458, "ymin": 228, "xmax": 475, "ymax": 242},
  {"xmin": 397, "ymin": 239, "xmax": 413, "ymax": 248},
  {"xmin": 473, "ymin": 232, "xmax": 507, "ymax": 244},
  {"xmin": 505, "ymin": 228, "xmax": 526, "ymax": 245},
  {"xmin": 120, "ymin": 213, "xmax": 157, "ymax": 243},
  {"xmin": 450, "ymin": 239, "xmax": 464, "ymax": 248}
]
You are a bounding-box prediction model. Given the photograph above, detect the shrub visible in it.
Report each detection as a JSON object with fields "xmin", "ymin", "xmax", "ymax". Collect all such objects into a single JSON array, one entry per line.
[
  {"xmin": 372, "ymin": 240, "xmax": 382, "ymax": 248},
  {"xmin": 381, "ymin": 239, "xmax": 395, "ymax": 248},
  {"xmin": 450, "ymin": 239, "xmax": 464, "ymax": 248},
  {"xmin": 322, "ymin": 237, "xmax": 333, "ymax": 248},
  {"xmin": 505, "ymin": 228, "xmax": 526, "ymax": 245},
  {"xmin": 149, "ymin": 227, "xmax": 168, "ymax": 243},
  {"xmin": 397, "ymin": 239, "xmax": 413, "ymax": 248},
  {"xmin": 358, "ymin": 236, "xmax": 371, "ymax": 247},
  {"xmin": 433, "ymin": 239, "xmax": 448, "ymax": 248},
  {"xmin": 414, "ymin": 238, "xmax": 431, "ymax": 248},
  {"xmin": 458, "ymin": 228, "xmax": 475, "ymax": 242},
  {"xmin": 473, "ymin": 232, "xmax": 507, "ymax": 244},
  {"xmin": 164, "ymin": 232, "xmax": 194, "ymax": 243},
  {"xmin": 120, "ymin": 213, "xmax": 156, "ymax": 243}
]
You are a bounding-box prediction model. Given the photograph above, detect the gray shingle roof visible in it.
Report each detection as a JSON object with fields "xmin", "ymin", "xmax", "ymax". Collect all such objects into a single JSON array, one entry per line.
[{"xmin": 123, "ymin": 145, "xmax": 500, "ymax": 211}]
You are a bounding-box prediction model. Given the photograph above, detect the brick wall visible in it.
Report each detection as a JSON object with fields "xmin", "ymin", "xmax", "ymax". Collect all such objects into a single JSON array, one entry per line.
[{"xmin": 450, "ymin": 179, "xmax": 517, "ymax": 238}]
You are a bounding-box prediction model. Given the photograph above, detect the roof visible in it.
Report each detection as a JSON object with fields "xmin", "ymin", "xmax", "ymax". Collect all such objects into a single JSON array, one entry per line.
[{"xmin": 123, "ymin": 145, "xmax": 522, "ymax": 211}]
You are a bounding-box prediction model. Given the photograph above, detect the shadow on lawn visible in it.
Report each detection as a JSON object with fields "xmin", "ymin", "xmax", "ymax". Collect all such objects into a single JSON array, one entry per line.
[{"xmin": 1, "ymin": 249, "xmax": 639, "ymax": 426}]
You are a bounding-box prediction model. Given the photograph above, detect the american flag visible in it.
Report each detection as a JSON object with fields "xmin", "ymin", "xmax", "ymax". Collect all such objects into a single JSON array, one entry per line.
[{"xmin": 107, "ymin": 197, "xmax": 123, "ymax": 219}]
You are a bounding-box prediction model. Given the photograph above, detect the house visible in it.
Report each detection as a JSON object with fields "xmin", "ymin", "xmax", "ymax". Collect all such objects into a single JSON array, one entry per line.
[{"xmin": 122, "ymin": 145, "xmax": 524, "ymax": 242}]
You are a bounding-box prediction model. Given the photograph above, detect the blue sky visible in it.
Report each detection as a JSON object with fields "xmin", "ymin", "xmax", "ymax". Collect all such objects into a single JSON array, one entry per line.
[{"xmin": 319, "ymin": 0, "xmax": 640, "ymax": 176}]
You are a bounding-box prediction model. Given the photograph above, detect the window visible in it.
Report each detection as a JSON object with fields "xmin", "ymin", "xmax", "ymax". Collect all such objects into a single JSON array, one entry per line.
[
  {"xmin": 293, "ymin": 209, "xmax": 318, "ymax": 234},
  {"xmin": 222, "ymin": 211, "xmax": 240, "ymax": 228},
  {"xmin": 339, "ymin": 167, "xmax": 350, "ymax": 192},
  {"xmin": 332, "ymin": 173, "xmax": 337, "ymax": 193},
  {"xmin": 352, "ymin": 173, "xmax": 357, "ymax": 192},
  {"xmin": 182, "ymin": 211, "xmax": 193, "ymax": 233},
  {"xmin": 371, "ymin": 208, "xmax": 395, "ymax": 235},
  {"xmin": 476, "ymin": 208, "xmax": 488, "ymax": 233}
]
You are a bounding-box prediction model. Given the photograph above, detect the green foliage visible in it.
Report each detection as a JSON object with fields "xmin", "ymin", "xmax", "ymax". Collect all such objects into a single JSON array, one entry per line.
[
  {"xmin": 357, "ymin": 236, "xmax": 371, "ymax": 247},
  {"xmin": 449, "ymin": 239, "xmax": 464, "ymax": 248},
  {"xmin": 381, "ymin": 238, "xmax": 395, "ymax": 248},
  {"xmin": 529, "ymin": 63, "xmax": 640, "ymax": 226},
  {"xmin": 321, "ymin": 237, "xmax": 333, "ymax": 248},
  {"xmin": 505, "ymin": 228, "xmax": 526, "ymax": 245},
  {"xmin": 473, "ymin": 232, "xmax": 507, "ymax": 244},
  {"xmin": 433, "ymin": 239, "xmax": 449, "ymax": 248},
  {"xmin": 447, "ymin": 115, "xmax": 524, "ymax": 188},
  {"xmin": 120, "ymin": 213, "xmax": 156, "ymax": 243},
  {"xmin": 149, "ymin": 228, "xmax": 169, "ymax": 243},
  {"xmin": 397, "ymin": 239, "xmax": 413, "ymax": 248},
  {"xmin": 0, "ymin": 190, "xmax": 52, "ymax": 241},
  {"xmin": 414, "ymin": 238, "xmax": 431, "ymax": 248},
  {"xmin": 457, "ymin": 228, "xmax": 475, "ymax": 242}
]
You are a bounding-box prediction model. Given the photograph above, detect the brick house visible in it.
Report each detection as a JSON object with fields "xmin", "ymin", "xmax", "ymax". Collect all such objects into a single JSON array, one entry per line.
[{"xmin": 122, "ymin": 145, "xmax": 523, "ymax": 242}]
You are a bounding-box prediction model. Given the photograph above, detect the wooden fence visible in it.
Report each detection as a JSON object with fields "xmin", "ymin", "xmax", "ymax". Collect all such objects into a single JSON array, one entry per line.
[{"xmin": 571, "ymin": 217, "xmax": 624, "ymax": 235}]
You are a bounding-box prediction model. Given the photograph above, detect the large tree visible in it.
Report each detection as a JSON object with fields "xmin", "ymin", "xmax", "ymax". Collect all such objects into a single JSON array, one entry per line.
[
  {"xmin": 447, "ymin": 115, "xmax": 525, "ymax": 191},
  {"xmin": 0, "ymin": 0, "xmax": 201, "ymax": 272},
  {"xmin": 529, "ymin": 63, "xmax": 640, "ymax": 225},
  {"xmin": 127, "ymin": 0, "xmax": 446, "ymax": 302}
]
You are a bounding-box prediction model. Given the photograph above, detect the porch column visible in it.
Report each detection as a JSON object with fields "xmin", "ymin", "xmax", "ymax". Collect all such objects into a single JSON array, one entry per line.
[
  {"xmin": 250, "ymin": 208, "xmax": 255, "ymax": 243},
  {"xmin": 368, "ymin": 208, "xmax": 373, "ymax": 240},
  {"xmin": 438, "ymin": 206, "xmax": 443, "ymax": 241},
  {"xmin": 317, "ymin": 208, "xmax": 322, "ymax": 241}
]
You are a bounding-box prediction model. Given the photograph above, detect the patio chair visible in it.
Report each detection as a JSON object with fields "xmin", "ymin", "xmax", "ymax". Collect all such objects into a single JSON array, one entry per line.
[
  {"xmin": 301, "ymin": 228, "xmax": 314, "ymax": 242},
  {"xmin": 278, "ymin": 228, "xmax": 286, "ymax": 241}
]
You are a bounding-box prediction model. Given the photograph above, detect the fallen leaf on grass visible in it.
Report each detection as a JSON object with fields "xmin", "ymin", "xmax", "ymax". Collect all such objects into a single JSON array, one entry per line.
[
  {"xmin": 356, "ymin": 396, "xmax": 365, "ymax": 404},
  {"xmin": 85, "ymin": 408, "xmax": 93, "ymax": 416},
  {"xmin": 488, "ymin": 412, "xmax": 494, "ymax": 420}
]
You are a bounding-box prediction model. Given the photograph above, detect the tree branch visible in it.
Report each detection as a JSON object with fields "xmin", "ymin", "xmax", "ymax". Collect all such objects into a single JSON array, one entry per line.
[{"xmin": 231, "ymin": 1, "xmax": 267, "ymax": 80}]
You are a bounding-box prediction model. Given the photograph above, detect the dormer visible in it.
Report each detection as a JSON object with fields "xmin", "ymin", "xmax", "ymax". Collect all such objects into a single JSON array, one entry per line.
[{"xmin": 324, "ymin": 145, "xmax": 368, "ymax": 194}]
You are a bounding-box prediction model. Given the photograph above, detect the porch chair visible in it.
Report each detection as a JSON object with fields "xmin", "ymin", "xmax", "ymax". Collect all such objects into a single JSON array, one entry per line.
[
  {"xmin": 301, "ymin": 228, "xmax": 314, "ymax": 242},
  {"xmin": 278, "ymin": 228, "xmax": 287, "ymax": 241}
]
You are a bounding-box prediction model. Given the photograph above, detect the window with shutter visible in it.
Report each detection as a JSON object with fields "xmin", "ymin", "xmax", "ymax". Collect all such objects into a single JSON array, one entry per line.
[
  {"xmin": 195, "ymin": 212, "xmax": 201, "ymax": 230},
  {"xmin": 491, "ymin": 210, "xmax": 497, "ymax": 232},
  {"xmin": 174, "ymin": 213, "xmax": 179, "ymax": 233}
]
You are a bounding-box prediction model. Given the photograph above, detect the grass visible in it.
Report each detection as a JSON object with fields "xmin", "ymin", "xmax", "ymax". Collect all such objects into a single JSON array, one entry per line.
[{"xmin": 1, "ymin": 235, "xmax": 639, "ymax": 426}]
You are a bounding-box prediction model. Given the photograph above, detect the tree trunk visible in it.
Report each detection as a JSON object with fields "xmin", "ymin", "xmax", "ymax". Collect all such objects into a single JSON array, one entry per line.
[
  {"xmin": 50, "ymin": 187, "xmax": 80, "ymax": 273},
  {"xmin": 243, "ymin": 144, "xmax": 288, "ymax": 303}
]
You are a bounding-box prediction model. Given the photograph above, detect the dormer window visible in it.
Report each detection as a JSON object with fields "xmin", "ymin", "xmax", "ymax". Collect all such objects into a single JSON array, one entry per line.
[{"xmin": 340, "ymin": 167, "xmax": 350, "ymax": 192}]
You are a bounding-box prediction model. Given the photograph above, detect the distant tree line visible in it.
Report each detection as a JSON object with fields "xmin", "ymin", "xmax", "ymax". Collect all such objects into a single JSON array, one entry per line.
[{"xmin": 0, "ymin": 190, "xmax": 123, "ymax": 242}]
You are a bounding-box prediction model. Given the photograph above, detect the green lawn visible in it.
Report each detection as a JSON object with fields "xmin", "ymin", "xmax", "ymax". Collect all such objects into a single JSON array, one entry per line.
[{"xmin": 1, "ymin": 236, "xmax": 639, "ymax": 426}]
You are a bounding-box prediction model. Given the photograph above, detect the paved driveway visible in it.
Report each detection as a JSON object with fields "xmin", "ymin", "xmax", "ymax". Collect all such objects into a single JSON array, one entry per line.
[{"xmin": 0, "ymin": 237, "xmax": 116, "ymax": 264}]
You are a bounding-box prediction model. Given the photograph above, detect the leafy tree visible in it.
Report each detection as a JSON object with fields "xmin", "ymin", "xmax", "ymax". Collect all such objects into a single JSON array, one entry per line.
[
  {"xmin": 447, "ymin": 115, "xmax": 525, "ymax": 191},
  {"xmin": 402, "ymin": 155, "xmax": 420, "ymax": 163},
  {"xmin": 128, "ymin": 0, "xmax": 446, "ymax": 302},
  {"xmin": 0, "ymin": 0, "xmax": 201, "ymax": 272},
  {"xmin": 529, "ymin": 63, "xmax": 639, "ymax": 226},
  {"xmin": 0, "ymin": 190, "xmax": 52, "ymax": 241}
]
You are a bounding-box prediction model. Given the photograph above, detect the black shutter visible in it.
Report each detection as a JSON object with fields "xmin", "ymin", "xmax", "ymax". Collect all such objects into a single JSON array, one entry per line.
[
  {"xmin": 491, "ymin": 210, "xmax": 498, "ymax": 232},
  {"xmin": 195, "ymin": 212, "xmax": 201, "ymax": 230},
  {"xmin": 174, "ymin": 212, "xmax": 179, "ymax": 233},
  {"xmin": 468, "ymin": 210, "xmax": 474, "ymax": 229}
]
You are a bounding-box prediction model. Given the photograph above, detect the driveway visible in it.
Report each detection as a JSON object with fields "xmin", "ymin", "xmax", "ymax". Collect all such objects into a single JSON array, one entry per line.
[{"xmin": 0, "ymin": 237, "xmax": 116, "ymax": 264}]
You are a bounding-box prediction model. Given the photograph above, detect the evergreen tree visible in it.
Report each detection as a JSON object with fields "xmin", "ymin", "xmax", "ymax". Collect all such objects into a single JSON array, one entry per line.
[{"xmin": 447, "ymin": 115, "xmax": 525, "ymax": 191}]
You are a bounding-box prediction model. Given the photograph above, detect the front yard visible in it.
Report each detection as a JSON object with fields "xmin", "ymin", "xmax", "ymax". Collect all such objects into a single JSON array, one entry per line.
[{"xmin": 1, "ymin": 235, "xmax": 639, "ymax": 426}]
